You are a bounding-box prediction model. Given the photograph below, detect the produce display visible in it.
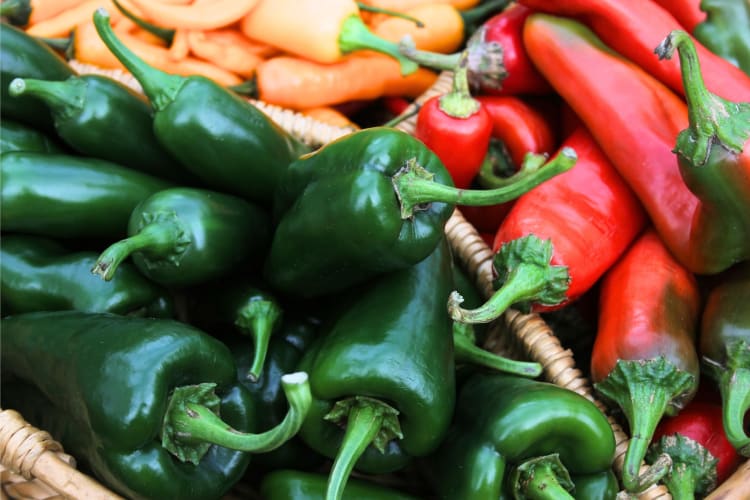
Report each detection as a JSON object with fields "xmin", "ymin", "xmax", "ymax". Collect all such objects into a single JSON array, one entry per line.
[{"xmin": 0, "ymin": 1, "xmax": 749, "ymax": 499}]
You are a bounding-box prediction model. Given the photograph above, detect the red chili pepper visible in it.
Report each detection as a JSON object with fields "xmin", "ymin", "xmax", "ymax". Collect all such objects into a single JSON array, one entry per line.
[
  {"xmin": 401, "ymin": 3, "xmax": 552, "ymax": 96},
  {"xmin": 650, "ymin": 0, "xmax": 706, "ymax": 32},
  {"xmin": 518, "ymin": 0, "xmax": 750, "ymax": 102},
  {"xmin": 491, "ymin": 127, "xmax": 646, "ymax": 311},
  {"xmin": 414, "ymin": 54, "xmax": 492, "ymax": 190},
  {"xmin": 591, "ymin": 228, "xmax": 702, "ymax": 493},
  {"xmin": 522, "ymin": 14, "xmax": 749, "ymax": 275},
  {"xmin": 459, "ymin": 94, "xmax": 557, "ymax": 233},
  {"xmin": 648, "ymin": 399, "xmax": 742, "ymax": 495}
]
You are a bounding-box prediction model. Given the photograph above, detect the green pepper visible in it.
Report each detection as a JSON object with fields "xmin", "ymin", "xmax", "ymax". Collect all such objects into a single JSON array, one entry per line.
[
  {"xmin": 7, "ymin": 74, "xmax": 190, "ymax": 182},
  {"xmin": 265, "ymin": 126, "xmax": 576, "ymax": 297},
  {"xmin": 0, "ymin": 234, "xmax": 173, "ymax": 318},
  {"xmin": 296, "ymin": 238, "xmax": 457, "ymax": 500},
  {"xmin": 693, "ymin": 0, "xmax": 750, "ymax": 77},
  {"xmin": 91, "ymin": 9, "xmax": 309, "ymax": 205},
  {"xmin": 0, "ymin": 22, "xmax": 76, "ymax": 132},
  {"xmin": 260, "ymin": 469, "xmax": 419, "ymax": 500},
  {"xmin": 427, "ymin": 372, "xmax": 616, "ymax": 499},
  {"xmin": 231, "ymin": 314, "xmax": 325, "ymax": 473},
  {"xmin": 0, "ymin": 151, "xmax": 171, "ymax": 240},
  {"xmin": 0, "ymin": 311, "xmax": 312, "ymax": 500},
  {"xmin": 700, "ymin": 260, "xmax": 750, "ymax": 456},
  {"xmin": 92, "ymin": 187, "xmax": 271, "ymax": 287},
  {"xmin": 188, "ymin": 281, "xmax": 284, "ymax": 382},
  {"xmin": 0, "ymin": 119, "xmax": 65, "ymax": 154},
  {"xmin": 569, "ymin": 469, "xmax": 619, "ymax": 500},
  {"xmin": 0, "ymin": 0, "xmax": 32, "ymax": 26}
]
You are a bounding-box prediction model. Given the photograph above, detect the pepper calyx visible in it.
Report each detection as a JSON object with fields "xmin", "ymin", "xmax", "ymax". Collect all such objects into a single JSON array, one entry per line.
[
  {"xmin": 392, "ymin": 157, "xmax": 436, "ymax": 219},
  {"xmin": 139, "ymin": 211, "xmax": 192, "ymax": 265},
  {"xmin": 324, "ymin": 396, "xmax": 403, "ymax": 452},
  {"xmin": 338, "ymin": 14, "xmax": 419, "ymax": 76},
  {"xmin": 509, "ymin": 454, "xmax": 575, "ymax": 500},
  {"xmin": 437, "ymin": 51, "xmax": 481, "ymax": 119},
  {"xmin": 647, "ymin": 433, "xmax": 718, "ymax": 496},
  {"xmin": 162, "ymin": 383, "xmax": 222, "ymax": 464}
]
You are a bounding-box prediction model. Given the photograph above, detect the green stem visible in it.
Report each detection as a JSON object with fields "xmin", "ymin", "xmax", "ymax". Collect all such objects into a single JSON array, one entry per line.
[
  {"xmin": 510, "ymin": 455, "xmax": 575, "ymax": 500},
  {"xmin": 448, "ymin": 234, "xmax": 569, "ymax": 323},
  {"xmin": 92, "ymin": 214, "xmax": 189, "ymax": 281},
  {"xmin": 479, "ymin": 149, "xmax": 547, "ymax": 189},
  {"xmin": 722, "ymin": 366, "xmax": 750, "ymax": 456},
  {"xmin": 355, "ymin": 2, "xmax": 424, "ymax": 26},
  {"xmin": 393, "ymin": 147, "xmax": 576, "ymax": 219},
  {"xmin": 162, "ymin": 372, "xmax": 312, "ymax": 464},
  {"xmin": 112, "ymin": 0, "xmax": 175, "ymax": 44},
  {"xmin": 438, "ymin": 51, "xmax": 480, "ymax": 118},
  {"xmin": 648, "ymin": 434, "xmax": 718, "ymax": 500},
  {"xmin": 236, "ymin": 299, "xmax": 283, "ymax": 383},
  {"xmin": 453, "ymin": 322, "xmax": 542, "ymax": 377},
  {"xmin": 324, "ymin": 398, "xmax": 403, "ymax": 500},
  {"xmin": 9, "ymin": 77, "xmax": 83, "ymax": 119},
  {"xmin": 37, "ymin": 36, "xmax": 73, "ymax": 54},
  {"xmin": 338, "ymin": 15, "xmax": 419, "ymax": 76},
  {"xmin": 93, "ymin": 8, "xmax": 184, "ymax": 111},
  {"xmin": 594, "ymin": 357, "xmax": 696, "ymax": 492},
  {"xmin": 654, "ymin": 29, "xmax": 750, "ymax": 165}
]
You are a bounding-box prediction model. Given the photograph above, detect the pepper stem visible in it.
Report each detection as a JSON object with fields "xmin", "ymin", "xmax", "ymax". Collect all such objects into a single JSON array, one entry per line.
[
  {"xmin": 594, "ymin": 357, "xmax": 696, "ymax": 492},
  {"xmin": 91, "ymin": 213, "xmax": 190, "ymax": 281},
  {"xmin": 453, "ymin": 321, "xmax": 543, "ymax": 377},
  {"xmin": 236, "ymin": 299, "xmax": 283, "ymax": 383},
  {"xmin": 355, "ymin": 2, "xmax": 424, "ymax": 26},
  {"xmin": 393, "ymin": 147, "xmax": 576, "ymax": 219},
  {"xmin": 509, "ymin": 454, "xmax": 575, "ymax": 500},
  {"xmin": 112, "ymin": 0, "xmax": 175, "ymax": 44},
  {"xmin": 338, "ymin": 15, "xmax": 419, "ymax": 76},
  {"xmin": 438, "ymin": 51, "xmax": 480, "ymax": 118},
  {"xmin": 703, "ymin": 339, "xmax": 750, "ymax": 456},
  {"xmin": 654, "ymin": 30, "xmax": 750, "ymax": 166},
  {"xmin": 93, "ymin": 8, "xmax": 184, "ymax": 111},
  {"xmin": 324, "ymin": 397, "xmax": 403, "ymax": 500},
  {"xmin": 647, "ymin": 434, "xmax": 718, "ymax": 499},
  {"xmin": 9, "ymin": 77, "xmax": 84, "ymax": 118},
  {"xmin": 448, "ymin": 235, "xmax": 570, "ymax": 324},
  {"xmin": 161, "ymin": 372, "xmax": 312, "ymax": 464}
]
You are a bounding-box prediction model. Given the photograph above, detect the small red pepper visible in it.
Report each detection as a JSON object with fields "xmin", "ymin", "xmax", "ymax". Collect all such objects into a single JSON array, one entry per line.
[
  {"xmin": 518, "ymin": 0, "xmax": 750, "ymax": 102},
  {"xmin": 591, "ymin": 228, "xmax": 702, "ymax": 492},
  {"xmin": 459, "ymin": 94, "xmax": 557, "ymax": 233},
  {"xmin": 647, "ymin": 398, "xmax": 742, "ymax": 498},
  {"xmin": 414, "ymin": 53, "xmax": 491, "ymax": 190}
]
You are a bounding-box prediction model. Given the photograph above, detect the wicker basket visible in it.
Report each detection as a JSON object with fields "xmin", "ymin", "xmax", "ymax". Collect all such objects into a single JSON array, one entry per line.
[{"xmin": 1, "ymin": 66, "xmax": 747, "ymax": 500}]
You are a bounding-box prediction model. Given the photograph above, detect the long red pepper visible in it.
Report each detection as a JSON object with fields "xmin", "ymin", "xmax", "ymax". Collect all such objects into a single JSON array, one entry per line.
[
  {"xmin": 650, "ymin": 0, "xmax": 706, "ymax": 32},
  {"xmin": 522, "ymin": 14, "xmax": 748, "ymax": 275},
  {"xmin": 591, "ymin": 228, "xmax": 701, "ymax": 493},
  {"xmin": 459, "ymin": 94, "xmax": 557, "ymax": 233},
  {"xmin": 414, "ymin": 53, "xmax": 491, "ymax": 189},
  {"xmin": 517, "ymin": 0, "xmax": 750, "ymax": 102},
  {"xmin": 646, "ymin": 398, "xmax": 742, "ymax": 498},
  {"xmin": 448, "ymin": 128, "xmax": 645, "ymax": 322}
]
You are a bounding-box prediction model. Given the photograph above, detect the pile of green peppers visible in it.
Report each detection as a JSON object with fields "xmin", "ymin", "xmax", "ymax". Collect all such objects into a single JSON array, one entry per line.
[{"xmin": 0, "ymin": 13, "xmax": 622, "ymax": 500}]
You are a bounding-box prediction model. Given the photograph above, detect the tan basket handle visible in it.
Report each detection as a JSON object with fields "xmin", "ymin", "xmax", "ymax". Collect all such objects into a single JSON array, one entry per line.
[
  {"xmin": 0, "ymin": 409, "xmax": 123, "ymax": 499},
  {"xmin": 706, "ymin": 458, "xmax": 750, "ymax": 499}
]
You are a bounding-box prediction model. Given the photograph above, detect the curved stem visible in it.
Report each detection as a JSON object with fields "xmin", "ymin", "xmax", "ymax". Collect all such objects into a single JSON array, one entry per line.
[
  {"xmin": 9, "ymin": 77, "xmax": 83, "ymax": 118},
  {"xmin": 338, "ymin": 15, "xmax": 418, "ymax": 75},
  {"xmin": 720, "ymin": 366, "xmax": 750, "ymax": 456},
  {"xmin": 448, "ymin": 234, "xmax": 569, "ymax": 324},
  {"xmin": 393, "ymin": 147, "xmax": 576, "ymax": 219},
  {"xmin": 112, "ymin": 0, "xmax": 175, "ymax": 44},
  {"xmin": 92, "ymin": 217, "xmax": 187, "ymax": 281},
  {"xmin": 453, "ymin": 323, "xmax": 542, "ymax": 377},
  {"xmin": 355, "ymin": 2, "xmax": 424, "ymax": 26},
  {"xmin": 93, "ymin": 8, "xmax": 184, "ymax": 110},
  {"xmin": 162, "ymin": 373, "xmax": 312, "ymax": 464},
  {"xmin": 236, "ymin": 299, "xmax": 283, "ymax": 382}
]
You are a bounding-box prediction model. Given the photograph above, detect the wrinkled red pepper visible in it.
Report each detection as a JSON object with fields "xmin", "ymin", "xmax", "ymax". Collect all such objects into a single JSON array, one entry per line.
[{"xmin": 591, "ymin": 228, "xmax": 702, "ymax": 492}]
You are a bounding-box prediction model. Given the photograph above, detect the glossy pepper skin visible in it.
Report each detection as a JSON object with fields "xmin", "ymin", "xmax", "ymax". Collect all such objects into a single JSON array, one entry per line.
[
  {"xmin": 296, "ymin": 238, "xmax": 456, "ymax": 499},
  {"xmin": 266, "ymin": 126, "xmax": 575, "ymax": 298},
  {"xmin": 0, "ymin": 152, "xmax": 171, "ymax": 240},
  {"xmin": 7, "ymin": 74, "xmax": 188, "ymax": 182},
  {"xmin": 260, "ymin": 469, "xmax": 419, "ymax": 500},
  {"xmin": 694, "ymin": 0, "xmax": 750, "ymax": 77},
  {"xmin": 0, "ymin": 22, "xmax": 76, "ymax": 132},
  {"xmin": 414, "ymin": 54, "xmax": 492, "ymax": 190},
  {"xmin": 522, "ymin": 14, "xmax": 745, "ymax": 275},
  {"xmin": 0, "ymin": 311, "xmax": 255, "ymax": 500},
  {"xmin": 591, "ymin": 228, "xmax": 702, "ymax": 492},
  {"xmin": 518, "ymin": 0, "xmax": 750, "ymax": 102},
  {"xmin": 651, "ymin": 0, "xmax": 705, "ymax": 32},
  {"xmin": 92, "ymin": 9, "xmax": 309, "ymax": 205},
  {"xmin": 700, "ymin": 260, "xmax": 750, "ymax": 456},
  {"xmin": 427, "ymin": 372, "xmax": 615, "ymax": 499},
  {"xmin": 92, "ymin": 187, "xmax": 271, "ymax": 287},
  {"xmin": 646, "ymin": 399, "xmax": 742, "ymax": 499},
  {"xmin": 0, "ymin": 119, "xmax": 65, "ymax": 154},
  {"xmin": 0, "ymin": 234, "xmax": 173, "ymax": 318}
]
